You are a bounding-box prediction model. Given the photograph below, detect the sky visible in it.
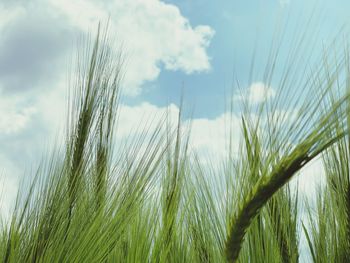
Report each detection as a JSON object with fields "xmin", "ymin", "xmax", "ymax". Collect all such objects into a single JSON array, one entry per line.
[{"xmin": 0, "ymin": 0, "xmax": 350, "ymax": 246}]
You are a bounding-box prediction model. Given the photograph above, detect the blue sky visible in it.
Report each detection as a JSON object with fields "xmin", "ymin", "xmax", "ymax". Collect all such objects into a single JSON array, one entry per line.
[{"xmin": 0, "ymin": 0, "xmax": 350, "ymax": 240}]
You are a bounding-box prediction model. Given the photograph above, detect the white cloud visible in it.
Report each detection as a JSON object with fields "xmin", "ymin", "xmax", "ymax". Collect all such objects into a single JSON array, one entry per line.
[
  {"xmin": 0, "ymin": 153, "xmax": 19, "ymax": 220},
  {"xmin": 0, "ymin": 91, "xmax": 37, "ymax": 135},
  {"xmin": 293, "ymin": 157, "xmax": 326, "ymax": 200},
  {"xmin": 0, "ymin": 4, "xmax": 25, "ymax": 31},
  {"xmin": 246, "ymin": 82, "xmax": 276, "ymax": 104},
  {"xmin": 116, "ymin": 102, "xmax": 179, "ymax": 139},
  {"xmin": 234, "ymin": 82, "xmax": 276, "ymax": 104},
  {"xmin": 279, "ymin": 0, "xmax": 291, "ymax": 7},
  {"xmin": 50, "ymin": 0, "xmax": 214, "ymax": 95},
  {"xmin": 36, "ymin": 75, "xmax": 68, "ymax": 136},
  {"xmin": 188, "ymin": 113, "xmax": 241, "ymax": 163}
]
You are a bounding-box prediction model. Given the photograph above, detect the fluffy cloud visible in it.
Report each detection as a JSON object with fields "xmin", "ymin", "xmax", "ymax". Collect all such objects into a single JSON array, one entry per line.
[
  {"xmin": 0, "ymin": 90, "xmax": 37, "ymax": 135},
  {"xmin": 50, "ymin": 0, "xmax": 215, "ymax": 95},
  {"xmin": 0, "ymin": 4, "xmax": 24, "ymax": 30},
  {"xmin": 0, "ymin": 153, "xmax": 19, "ymax": 220},
  {"xmin": 116, "ymin": 102, "xmax": 179, "ymax": 139},
  {"xmin": 234, "ymin": 82, "xmax": 276, "ymax": 104},
  {"xmin": 279, "ymin": 0, "xmax": 291, "ymax": 7},
  {"xmin": 292, "ymin": 157, "xmax": 326, "ymax": 200},
  {"xmin": 188, "ymin": 113, "xmax": 241, "ymax": 164},
  {"xmin": 0, "ymin": 0, "xmax": 213, "ymax": 96}
]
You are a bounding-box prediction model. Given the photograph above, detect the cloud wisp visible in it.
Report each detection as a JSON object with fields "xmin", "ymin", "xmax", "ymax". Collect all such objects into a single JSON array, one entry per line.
[{"xmin": 234, "ymin": 82, "xmax": 276, "ymax": 104}]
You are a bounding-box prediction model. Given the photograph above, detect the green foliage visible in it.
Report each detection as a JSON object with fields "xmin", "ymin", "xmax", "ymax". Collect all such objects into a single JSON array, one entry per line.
[{"xmin": 2, "ymin": 27, "xmax": 350, "ymax": 263}]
